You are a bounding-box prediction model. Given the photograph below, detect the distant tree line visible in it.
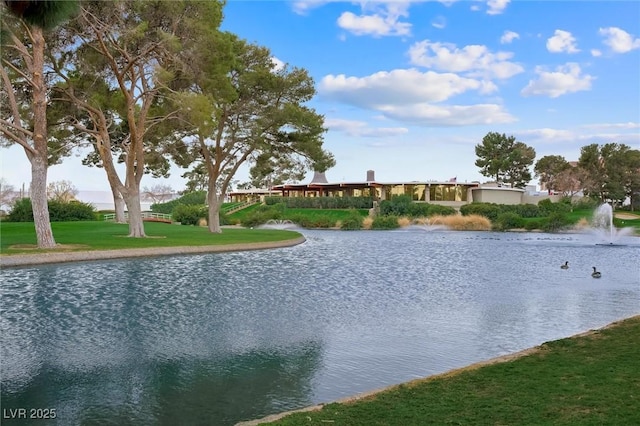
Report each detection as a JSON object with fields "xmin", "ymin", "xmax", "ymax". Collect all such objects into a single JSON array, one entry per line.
[{"xmin": 476, "ymin": 133, "xmax": 640, "ymax": 209}]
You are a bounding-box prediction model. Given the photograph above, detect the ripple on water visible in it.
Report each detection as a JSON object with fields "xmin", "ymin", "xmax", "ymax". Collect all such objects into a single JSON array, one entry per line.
[{"xmin": 1, "ymin": 230, "xmax": 639, "ymax": 425}]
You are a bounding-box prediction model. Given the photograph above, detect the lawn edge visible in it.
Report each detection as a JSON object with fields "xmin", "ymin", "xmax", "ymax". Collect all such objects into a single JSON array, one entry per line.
[
  {"xmin": 237, "ymin": 315, "xmax": 640, "ymax": 426},
  {"xmin": 0, "ymin": 236, "xmax": 306, "ymax": 268}
]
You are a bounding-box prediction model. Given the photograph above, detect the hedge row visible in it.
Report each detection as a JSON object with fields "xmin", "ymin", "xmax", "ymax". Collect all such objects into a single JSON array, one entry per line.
[
  {"xmin": 264, "ymin": 196, "xmax": 373, "ymax": 209},
  {"xmin": 7, "ymin": 198, "xmax": 97, "ymax": 222},
  {"xmin": 151, "ymin": 191, "xmax": 206, "ymax": 214},
  {"xmin": 379, "ymin": 195, "xmax": 457, "ymax": 217},
  {"xmin": 459, "ymin": 199, "xmax": 573, "ymax": 221}
]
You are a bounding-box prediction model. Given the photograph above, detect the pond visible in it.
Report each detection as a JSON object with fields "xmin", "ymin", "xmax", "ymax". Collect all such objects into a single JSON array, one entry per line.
[{"xmin": 1, "ymin": 230, "xmax": 639, "ymax": 425}]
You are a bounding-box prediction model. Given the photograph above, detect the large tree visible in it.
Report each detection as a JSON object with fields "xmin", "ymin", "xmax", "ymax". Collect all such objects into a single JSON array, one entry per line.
[
  {"xmin": 534, "ymin": 155, "xmax": 571, "ymax": 193},
  {"xmin": 578, "ymin": 143, "xmax": 640, "ymax": 206},
  {"xmin": 171, "ymin": 35, "xmax": 335, "ymax": 233},
  {"xmin": 0, "ymin": 0, "xmax": 78, "ymax": 248},
  {"xmin": 475, "ymin": 132, "xmax": 535, "ymax": 188},
  {"xmin": 50, "ymin": 0, "xmax": 224, "ymax": 236}
]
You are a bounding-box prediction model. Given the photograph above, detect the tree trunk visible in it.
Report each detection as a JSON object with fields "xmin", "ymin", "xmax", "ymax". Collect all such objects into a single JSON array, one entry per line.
[
  {"xmin": 207, "ymin": 189, "xmax": 222, "ymax": 234},
  {"xmin": 30, "ymin": 27, "xmax": 56, "ymax": 249},
  {"xmin": 122, "ymin": 190, "xmax": 146, "ymax": 237},
  {"xmin": 30, "ymin": 156, "xmax": 56, "ymax": 248},
  {"xmin": 112, "ymin": 188, "xmax": 126, "ymax": 223}
]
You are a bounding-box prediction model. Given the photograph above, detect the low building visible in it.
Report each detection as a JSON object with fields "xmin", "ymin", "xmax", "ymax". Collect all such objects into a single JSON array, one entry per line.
[
  {"xmin": 266, "ymin": 170, "xmax": 480, "ymax": 209},
  {"xmin": 229, "ymin": 170, "xmax": 584, "ymax": 208}
]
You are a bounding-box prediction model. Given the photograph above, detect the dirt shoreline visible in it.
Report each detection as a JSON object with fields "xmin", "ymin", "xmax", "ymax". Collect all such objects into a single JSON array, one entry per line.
[
  {"xmin": 236, "ymin": 316, "xmax": 639, "ymax": 426},
  {"xmin": 0, "ymin": 236, "xmax": 306, "ymax": 268}
]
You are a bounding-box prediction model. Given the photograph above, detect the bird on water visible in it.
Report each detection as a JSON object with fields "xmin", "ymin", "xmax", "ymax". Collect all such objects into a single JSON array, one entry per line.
[
  {"xmin": 561, "ymin": 261, "xmax": 569, "ymax": 269},
  {"xmin": 591, "ymin": 267, "xmax": 601, "ymax": 278}
]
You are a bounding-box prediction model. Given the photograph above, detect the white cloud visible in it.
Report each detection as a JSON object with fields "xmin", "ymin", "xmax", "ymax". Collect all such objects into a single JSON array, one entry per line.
[
  {"xmin": 379, "ymin": 103, "xmax": 515, "ymax": 126},
  {"xmin": 515, "ymin": 125, "xmax": 640, "ymax": 146},
  {"xmin": 487, "ymin": 0, "xmax": 510, "ymax": 15},
  {"xmin": 546, "ymin": 30, "xmax": 580, "ymax": 53},
  {"xmin": 337, "ymin": 10, "xmax": 411, "ymax": 37},
  {"xmin": 521, "ymin": 63, "xmax": 594, "ymax": 98},
  {"xmin": 291, "ymin": 0, "xmax": 333, "ymax": 15},
  {"xmin": 500, "ymin": 30, "xmax": 519, "ymax": 44},
  {"xmin": 270, "ymin": 57, "xmax": 285, "ymax": 72},
  {"xmin": 319, "ymin": 68, "xmax": 492, "ymax": 106},
  {"xmin": 319, "ymin": 68, "xmax": 514, "ymax": 126},
  {"xmin": 325, "ymin": 118, "xmax": 409, "ymax": 137},
  {"xmin": 581, "ymin": 122, "xmax": 640, "ymax": 130},
  {"xmin": 516, "ymin": 128, "xmax": 574, "ymax": 141},
  {"xmin": 408, "ymin": 40, "xmax": 524, "ymax": 79},
  {"xmin": 590, "ymin": 49, "xmax": 602, "ymax": 57},
  {"xmin": 431, "ymin": 16, "xmax": 446, "ymax": 29},
  {"xmin": 598, "ymin": 27, "xmax": 640, "ymax": 53}
]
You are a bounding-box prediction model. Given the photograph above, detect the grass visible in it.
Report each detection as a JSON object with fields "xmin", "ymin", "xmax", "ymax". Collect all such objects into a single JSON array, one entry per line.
[
  {"xmin": 0, "ymin": 221, "xmax": 301, "ymax": 255},
  {"xmin": 259, "ymin": 316, "xmax": 640, "ymax": 426}
]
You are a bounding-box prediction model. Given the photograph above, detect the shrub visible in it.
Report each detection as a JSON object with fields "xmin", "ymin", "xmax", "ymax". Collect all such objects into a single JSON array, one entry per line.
[
  {"xmin": 406, "ymin": 202, "xmax": 430, "ymax": 217},
  {"xmin": 151, "ymin": 191, "xmax": 206, "ymax": 214},
  {"xmin": 513, "ymin": 203, "xmax": 540, "ymax": 218},
  {"xmin": 428, "ymin": 214, "xmax": 492, "ymax": 231},
  {"xmin": 7, "ymin": 198, "xmax": 96, "ymax": 222},
  {"xmin": 426, "ymin": 204, "xmax": 457, "ymax": 217},
  {"xmin": 172, "ymin": 204, "xmax": 207, "ymax": 226},
  {"xmin": 572, "ymin": 197, "xmax": 600, "ymax": 211},
  {"xmin": 308, "ymin": 216, "xmax": 335, "ymax": 228},
  {"xmin": 541, "ymin": 212, "xmax": 573, "ymax": 232},
  {"xmin": 524, "ymin": 220, "xmax": 541, "ymax": 231},
  {"xmin": 362, "ymin": 216, "xmax": 374, "ymax": 230},
  {"xmin": 397, "ymin": 216, "xmax": 412, "ymax": 227},
  {"xmin": 493, "ymin": 212, "xmax": 524, "ymax": 231},
  {"xmin": 266, "ymin": 196, "xmax": 373, "ymax": 209},
  {"xmin": 340, "ymin": 209, "xmax": 364, "ymax": 230},
  {"xmin": 538, "ymin": 199, "xmax": 572, "ymax": 216},
  {"xmin": 460, "ymin": 203, "xmax": 502, "ymax": 221},
  {"xmin": 239, "ymin": 204, "xmax": 286, "ymax": 228},
  {"xmin": 380, "ymin": 195, "xmax": 412, "ymax": 216},
  {"xmin": 7, "ymin": 198, "xmax": 34, "ymax": 222},
  {"xmin": 371, "ymin": 215, "xmax": 400, "ymax": 229}
]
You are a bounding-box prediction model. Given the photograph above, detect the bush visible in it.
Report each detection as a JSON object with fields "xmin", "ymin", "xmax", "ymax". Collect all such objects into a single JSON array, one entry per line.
[
  {"xmin": 426, "ymin": 204, "xmax": 457, "ymax": 217},
  {"xmin": 524, "ymin": 220, "xmax": 541, "ymax": 231},
  {"xmin": 380, "ymin": 195, "xmax": 412, "ymax": 216},
  {"xmin": 151, "ymin": 191, "xmax": 206, "ymax": 214},
  {"xmin": 266, "ymin": 196, "xmax": 373, "ymax": 209},
  {"xmin": 308, "ymin": 216, "xmax": 335, "ymax": 228},
  {"xmin": 540, "ymin": 212, "xmax": 573, "ymax": 232},
  {"xmin": 172, "ymin": 204, "xmax": 208, "ymax": 226},
  {"xmin": 538, "ymin": 199, "xmax": 572, "ymax": 216},
  {"xmin": 239, "ymin": 205, "xmax": 284, "ymax": 228},
  {"xmin": 340, "ymin": 209, "xmax": 364, "ymax": 230},
  {"xmin": 572, "ymin": 197, "xmax": 600, "ymax": 211},
  {"xmin": 7, "ymin": 198, "xmax": 96, "ymax": 222},
  {"xmin": 371, "ymin": 215, "xmax": 400, "ymax": 230},
  {"xmin": 493, "ymin": 212, "xmax": 524, "ymax": 231},
  {"xmin": 460, "ymin": 203, "xmax": 502, "ymax": 221},
  {"xmin": 513, "ymin": 203, "xmax": 540, "ymax": 218}
]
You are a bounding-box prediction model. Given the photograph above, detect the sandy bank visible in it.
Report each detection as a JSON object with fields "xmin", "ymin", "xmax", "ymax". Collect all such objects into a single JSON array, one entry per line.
[{"xmin": 0, "ymin": 236, "xmax": 306, "ymax": 268}]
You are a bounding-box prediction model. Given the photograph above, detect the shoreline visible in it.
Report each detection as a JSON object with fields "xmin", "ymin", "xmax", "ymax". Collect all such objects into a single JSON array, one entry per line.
[
  {"xmin": 236, "ymin": 315, "xmax": 639, "ymax": 426},
  {"xmin": 0, "ymin": 236, "xmax": 306, "ymax": 268}
]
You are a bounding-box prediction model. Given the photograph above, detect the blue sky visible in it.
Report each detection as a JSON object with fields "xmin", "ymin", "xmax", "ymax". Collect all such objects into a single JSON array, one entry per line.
[{"xmin": 3, "ymin": 0, "xmax": 639, "ymax": 191}]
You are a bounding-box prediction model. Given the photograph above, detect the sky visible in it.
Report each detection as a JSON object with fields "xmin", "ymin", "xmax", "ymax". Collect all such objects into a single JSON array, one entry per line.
[{"xmin": 2, "ymin": 0, "xmax": 639, "ymax": 193}]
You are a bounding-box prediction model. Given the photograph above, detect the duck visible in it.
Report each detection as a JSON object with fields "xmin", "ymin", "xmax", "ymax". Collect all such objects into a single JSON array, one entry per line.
[
  {"xmin": 561, "ymin": 261, "xmax": 569, "ymax": 269},
  {"xmin": 591, "ymin": 267, "xmax": 602, "ymax": 278}
]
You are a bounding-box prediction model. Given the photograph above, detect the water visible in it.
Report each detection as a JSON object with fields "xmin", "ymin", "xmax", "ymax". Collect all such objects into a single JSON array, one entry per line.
[
  {"xmin": 1, "ymin": 230, "xmax": 639, "ymax": 425},
  {"xmin": 258, "ymin": 219, "xmax": 300, "ymax": 230},
  {"xmin": 591, "ymin": 203, "xmax": 635, "ymax": 244}
]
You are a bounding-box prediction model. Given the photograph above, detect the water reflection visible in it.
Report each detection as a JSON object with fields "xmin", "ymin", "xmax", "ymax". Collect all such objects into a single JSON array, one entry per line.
[{"xmin": 1, "ymin": 230, "xmax": 639, "ymax": 425}]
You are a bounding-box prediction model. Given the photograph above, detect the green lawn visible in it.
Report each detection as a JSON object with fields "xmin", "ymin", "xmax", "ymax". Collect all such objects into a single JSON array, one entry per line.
[
  {"xmin": 0, "ymin": 221, "xmax": 301, "ymax": 255},
  {"xmin": 262, "ymin": 316, "xmax": 640, "ymax": 425}
]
